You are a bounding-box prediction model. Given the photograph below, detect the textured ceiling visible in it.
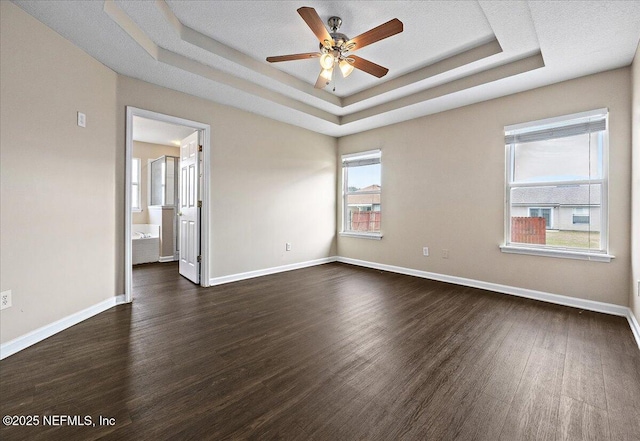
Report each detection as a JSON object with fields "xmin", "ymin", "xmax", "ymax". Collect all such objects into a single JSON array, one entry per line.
[
  {"xmin": 159, "ymin": 0, "xmax": 496, "ymax": 96},
  {"xmin": 12, "ymin": 1, "xmax": 640, "ymax": 137}
]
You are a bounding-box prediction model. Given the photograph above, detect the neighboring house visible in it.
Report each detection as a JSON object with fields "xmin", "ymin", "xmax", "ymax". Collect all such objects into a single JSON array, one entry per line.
[
  {"xmin": 346, "ymin": 185, "xmax": 381, "ymax": 212},
  {"xmin": 345, "ymin": 184, "xmax": 381, "ymax": 232},
  {"xmin": 511, "ymin": 184, "xmax": 601, "ymax": 231}
]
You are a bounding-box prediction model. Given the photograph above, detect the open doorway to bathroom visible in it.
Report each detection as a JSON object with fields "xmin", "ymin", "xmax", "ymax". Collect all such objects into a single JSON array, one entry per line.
[{"xmin": 125, "ymin": 107, "xmax": 211, "ymax": 303}]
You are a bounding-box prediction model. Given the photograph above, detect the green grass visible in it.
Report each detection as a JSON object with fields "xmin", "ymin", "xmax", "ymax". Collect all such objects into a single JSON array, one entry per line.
[{"xmin": 545, "ymin": 230, "xmax": 600, "ymax": 249}]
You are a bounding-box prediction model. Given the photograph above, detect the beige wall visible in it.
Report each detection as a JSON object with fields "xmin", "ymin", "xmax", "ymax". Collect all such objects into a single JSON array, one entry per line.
[
  {"xmin": 338, "ymin": 68, "xmax": 632, "ymax": 306},
  {"xmin": 132, "ymin": 141, "xmax": 180, "ymax": 225},
  {"xmin": 0, "ymin": 2, "xmax": 118, "ymax": 342},
  {"xmin": 1, "ymin": 2, "xmax": 336, "ymax": 345},
  {"xmin": 116, "ymin": 77, "xmax": 337, "ymax": 282},
  {"xmin": 2, "ymin": 0, "xmax": 635, "ymax": 348},
  {"xmin": 631, "ymin": 43, "xmax": 640, "ymax": 321}
]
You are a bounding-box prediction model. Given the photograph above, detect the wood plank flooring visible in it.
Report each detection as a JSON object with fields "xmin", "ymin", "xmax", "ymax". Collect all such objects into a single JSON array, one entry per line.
[{"xmin": 1, "ymin": 262, "xmax": 638, "ymax": 440}]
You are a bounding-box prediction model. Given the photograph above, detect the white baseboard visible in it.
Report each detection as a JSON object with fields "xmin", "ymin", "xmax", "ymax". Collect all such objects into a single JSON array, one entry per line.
[
  {"xmin": 0, "ymin": 294, "xmax": 126, "ymax": 360},
  {"xmin": 158, "ymin": 256, "xmax": 176, "ymax": 263},
  {"xmin": 627, "ymin": 309, "xmax": 640, "ymax": 350},
  {"xmin": 4, "ymin": 256, "xmax": 639, "ymax": 361},
  {"xmin": 209, "ymin": 256, "xmax": 338, "ymax": 286},
  {"xmin": 2, "ymin": 256, "xmax": 340, "ymax": 359},
  {"xmin": 337, "ymin": 257, "xmax": 640, "ymax": 349}
]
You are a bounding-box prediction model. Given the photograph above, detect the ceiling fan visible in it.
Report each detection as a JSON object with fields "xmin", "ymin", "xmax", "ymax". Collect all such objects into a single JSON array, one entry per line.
[{"xmin": 266, "ymin": 7, "xmax": 403, "ymax": 89}]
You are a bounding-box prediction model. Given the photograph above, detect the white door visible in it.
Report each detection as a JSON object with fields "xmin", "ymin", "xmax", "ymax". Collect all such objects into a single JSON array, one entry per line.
[{"xmin": 178, "ymin": 131, "xmax": 200, "ymax": 283}]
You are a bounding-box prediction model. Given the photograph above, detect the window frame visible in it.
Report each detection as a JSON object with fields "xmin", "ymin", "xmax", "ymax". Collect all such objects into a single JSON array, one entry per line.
[
  {"xmin": 501, "ymin": 108, "xmax": 613, "ymax": 262},
  {"xmin": 131, "ymin": 157, "xmax": 142, "ymax": 212},
  {"xmin": 340, "ymin": 149, "xmax": 383, "ymax": 240}
]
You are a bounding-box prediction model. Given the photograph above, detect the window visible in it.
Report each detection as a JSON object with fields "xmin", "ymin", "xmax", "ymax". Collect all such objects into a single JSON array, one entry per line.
[
  {"xmin": 572, "ymin": 207, "xmax": 590, "ymax": 224},
  {"xmin": 528, "ymin": 207, "xmax": 552, "ymax": 229},
  {"xmin": 341, "ymin": 150, "xmax": 382, "ymax": 239},
  {"xmin": 132, "ymin": 157, "xmax": 141, "ymax": 212},
  {"xmin": 502, "ymin": 108, "xmax": 612, "ymax": 261}
]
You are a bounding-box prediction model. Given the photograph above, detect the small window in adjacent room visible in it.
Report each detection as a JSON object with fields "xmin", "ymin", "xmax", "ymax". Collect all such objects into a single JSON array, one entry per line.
[
  {"xmin": 501, "ymin": 108, "xmax": 612, "ymax": 262},
  {"xmin": 341, "ymin": 150, "xmax": 382, "ymax": 239},
  {"xmin": 132, "ymin": 157, "xmax": 141, "ymax": 212}
]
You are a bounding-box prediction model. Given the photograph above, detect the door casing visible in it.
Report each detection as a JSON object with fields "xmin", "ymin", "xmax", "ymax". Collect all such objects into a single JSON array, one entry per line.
[{"xmin": 124, "ymin": 107, "xmax": 211, "ymax": 303}]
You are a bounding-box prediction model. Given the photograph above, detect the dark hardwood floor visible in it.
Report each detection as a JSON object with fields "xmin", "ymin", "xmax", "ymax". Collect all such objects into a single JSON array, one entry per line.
[{"xmin": 1, "ymin": 262, "xmax": 639, "ymax": 440}]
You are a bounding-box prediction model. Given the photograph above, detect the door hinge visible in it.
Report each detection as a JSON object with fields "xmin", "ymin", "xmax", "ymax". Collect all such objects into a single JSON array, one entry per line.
[
  {"xmin": 197, "ymin": 200, "xmax": 202, "ymax": 208},
  {"xmin": 198, "ymin": 145, "xmax": 203, "ymax": 152},
  {"xmin": 197, "ymin": 255, "xmax": 202, "ymax": 263}
]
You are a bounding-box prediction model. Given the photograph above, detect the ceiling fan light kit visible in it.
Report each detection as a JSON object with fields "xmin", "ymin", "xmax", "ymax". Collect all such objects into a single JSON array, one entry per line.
[
  {"xmin": 320, "ymin": 67, "xmax": 333, "ymax": 82},
  {"xmin": 339, "ymin": 59, "xmax": 355, "ymax": 78},
  {"xmin": 319, "ymin": 53, "xmax": 335, "ymax": 70},
  {"xmin": 266, "ymin": 7, "xmax": 403, "ymax": 89}
]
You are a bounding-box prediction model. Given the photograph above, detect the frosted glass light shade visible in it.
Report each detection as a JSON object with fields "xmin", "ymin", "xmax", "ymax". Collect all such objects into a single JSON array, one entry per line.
[
  {"xmin": 339, "ymin": 59, "xmax": 354, "ymax": 77},
  {"xmin": 320, "ymin": 67, "xmax": 333, "ymax": 81},
  {"xmin": 320, "ymin": 53, "xmax": 335, "ymax": 69}
]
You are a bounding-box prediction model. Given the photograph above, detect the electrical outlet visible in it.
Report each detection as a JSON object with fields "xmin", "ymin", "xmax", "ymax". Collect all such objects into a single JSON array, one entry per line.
[
  {"xmin": 286, "ymin": 243, "xmax": 291, "ymax": 251},
  {"xmin": 77, "ymin": 112, "xmax": 86, "ymax": 128},
  {"xmin": 423, "ymin": 247, "xmax": 429, "ymax": 256},
  {"xmin": 441, "ymin": 249, "xmax": 449, "ymax": 259},
  {"xmin": 1, "ymin": 290, "xmax": 11, "ymax": 310}
]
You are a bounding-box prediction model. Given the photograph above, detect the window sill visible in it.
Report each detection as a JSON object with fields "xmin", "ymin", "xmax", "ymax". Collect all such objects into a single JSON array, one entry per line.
[
  {"xmin": 339, "ymin": 232, "xmax": 383, "ymax": 240},
  {"xmin": 499, "ymin": 245, "xmax": 614, "ymax": 262}
]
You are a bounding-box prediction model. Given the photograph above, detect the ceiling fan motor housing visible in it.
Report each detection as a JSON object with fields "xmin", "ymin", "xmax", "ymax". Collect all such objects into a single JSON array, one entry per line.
[
  {"xmin": 319, "ymin": 16, "xmax": 349, "ymax": 51},
  {"xmin": 330, "ymin": 32, "xmax": 349, "ymax": 46}
]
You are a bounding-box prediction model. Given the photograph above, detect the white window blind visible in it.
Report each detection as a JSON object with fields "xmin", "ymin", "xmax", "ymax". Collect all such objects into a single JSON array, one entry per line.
[{"xmin": 505, "ymin": 109, "xmax": 607, "ymax": 144}]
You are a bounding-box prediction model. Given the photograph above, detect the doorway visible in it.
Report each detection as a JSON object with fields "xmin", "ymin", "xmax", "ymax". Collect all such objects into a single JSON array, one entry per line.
[{"xmin": 125, "ymin": 107, "xmax": 211, "ymax": 303}]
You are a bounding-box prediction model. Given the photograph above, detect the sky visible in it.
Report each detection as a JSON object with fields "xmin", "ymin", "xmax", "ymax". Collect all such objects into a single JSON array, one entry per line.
[{"xmin": 347, "ymin": 164, "xmax": 381, "ymax": 189}]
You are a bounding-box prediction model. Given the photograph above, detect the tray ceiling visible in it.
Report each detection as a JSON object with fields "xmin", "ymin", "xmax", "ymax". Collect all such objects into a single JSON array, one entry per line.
[{"xmin": 12, "ymin": 1, "xmax": 640, "ymax": 137}]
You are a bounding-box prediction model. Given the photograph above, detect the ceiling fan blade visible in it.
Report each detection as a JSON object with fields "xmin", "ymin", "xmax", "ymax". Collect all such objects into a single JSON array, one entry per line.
[
  {"xmin": 266, "ymin": 52, "xmax": 321, "ymax": 63},
  {"xmin": 297, "ymin": 7, "xmax": 334, "ymax": 46},
  {"xmin": 349, "ymin": 55, "xmax": 389, "ymax": 78},
  {"xmin": 346, "ymin": 18, "xmax": 403, "ymax": 52}
]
